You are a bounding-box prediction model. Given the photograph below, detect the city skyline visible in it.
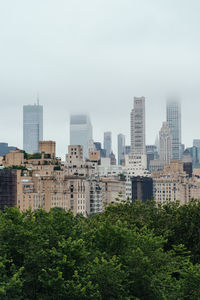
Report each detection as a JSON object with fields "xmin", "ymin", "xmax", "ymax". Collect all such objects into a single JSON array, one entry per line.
[
  {"xmin": 1, "ymin": 2, "xmax": 200, "ymax": 296},
  {"xmin": 0, "ymin": 96, "xmax": 200, "ymax": 159},
  {"xmin": 0, "ymin": 1, "xmax": 200, "ymax": 158}
]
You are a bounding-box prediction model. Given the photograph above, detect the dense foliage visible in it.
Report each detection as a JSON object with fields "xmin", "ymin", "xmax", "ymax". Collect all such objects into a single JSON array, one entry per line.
[{"xmin": 1, "ymin": 200, "xmax": 200, "ymax": 299}]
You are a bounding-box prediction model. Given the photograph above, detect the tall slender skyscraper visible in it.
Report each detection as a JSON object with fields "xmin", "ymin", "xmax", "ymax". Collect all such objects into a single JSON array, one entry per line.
[
  {"xmin": 117, "ymin": 134, "xmax": 125, "ymax": 165},
  {"xmin": 104, "ymin": 132, "xmax": 112, "ymax": 157},
  {"xmin": 23, "ymin": 103, "xmax": 43, "ymax": 154},
  {"xmin": 166, "ymin": 100, "xmax": 181, "ymax": 160},
  {"xmin": 70, "ymin": 114, "xmax": 93, "ymax": 158},
  {"xmin": 130, "ymin": 96, "xmax": 146, "ymax": 154},
  {"xmin": 159, "ymin": 122, "xmax": 172, "ymax": 164}
]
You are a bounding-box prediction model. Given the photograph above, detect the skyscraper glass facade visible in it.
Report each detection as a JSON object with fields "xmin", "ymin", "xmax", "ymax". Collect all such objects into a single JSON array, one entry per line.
[
  {"xmin": 70, "ymin": 114, "xmax": 93, "ymax": 158},
  {"xmin": 23, "ymin": 104, "xmax": 43, "ymax": 154},
  {"xmin": 166, "ymin": 100, "xmax": 181, "ymax": 160},
  {"xmin": 103, "ymin": 132, "xmax": 112, "ymax": 157},
  {"xmin": 118, "ymin": 134, "xmax": 125, "ymax": 165}
]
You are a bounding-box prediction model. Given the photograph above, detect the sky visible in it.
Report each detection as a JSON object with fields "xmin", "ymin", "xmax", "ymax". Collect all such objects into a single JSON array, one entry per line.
[{"xmin": 1, "ymin": 0, "xmax": 200, "ymax": 159}]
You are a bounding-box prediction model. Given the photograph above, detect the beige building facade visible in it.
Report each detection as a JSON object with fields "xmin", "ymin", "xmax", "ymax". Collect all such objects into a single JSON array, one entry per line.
[
  {"xmin": 4, "ymin": 150, "xmax": 24, "ymax": 166},
  {"xmin": 0, "ymin": 144, "xmax": 129, "ymax": 215},
  {"xmin": 153, "ymin": 160, "xmax": 200, "ymax": 205},
  {"xmin": 39, "ymin": 141, "xmax": 56, "ymax": 158}
]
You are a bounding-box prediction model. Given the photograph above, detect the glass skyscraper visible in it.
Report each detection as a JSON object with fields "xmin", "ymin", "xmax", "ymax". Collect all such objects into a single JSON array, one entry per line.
[
  {"xmin": 117, "ymin": 133, "xmax": 125, "ymax": 165},
  {"xmin": 166, "ymin": 100, "xmax": 181, "ymax": 160},
  {"xmin": 104, "ymin": 132, "xmax": 112, "ymax": 157},
  {"xmin": 70, "ymin": 114, "xmax": 93, "ymax": 158},
  {"xmin": 23, "ymin": 104, "xmax": 43, "ymax": 154}
]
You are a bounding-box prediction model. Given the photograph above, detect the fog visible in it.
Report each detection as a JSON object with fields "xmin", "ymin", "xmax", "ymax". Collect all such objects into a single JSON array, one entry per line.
[{"xmin": 0, "ymin": 0, "xmax": 200, "ymax": 158}]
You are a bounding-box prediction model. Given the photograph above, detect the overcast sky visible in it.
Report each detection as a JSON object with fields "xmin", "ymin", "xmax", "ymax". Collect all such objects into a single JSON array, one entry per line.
[{"xmin": 1, "ymin": 0, "xmax": 200, "ymax": 158}]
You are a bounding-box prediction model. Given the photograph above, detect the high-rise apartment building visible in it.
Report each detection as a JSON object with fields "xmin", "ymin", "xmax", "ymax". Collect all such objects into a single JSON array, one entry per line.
[
  {"xmin": 70, "ymin": 114, "xmax": 93, "ymax": 158},
  {"xmin": 118, "ymin": 134, "xmax": 125, "ymax": 165},
  {"xmin": 159, "ymin": 122, "xmax": 172, "ymax": 164},
  {"xmin": 23, "ymin": 103, "xmax": 43, "ymax": 154},
  {"xmin": 0, "ymin": 169, "xmax": 19, "ymax": 211},
  {"xmin": 104, "ymin": 132, "xmax": 112, "ymax": 157},
  {"xmin": 152, "ymin": 160, "xmax": 200, "ymax": 205},
  {"xmin": 130, "ymin": 97, "xmax": 146, "ymax": 154},
  {"xmin": 166, "ymin": 100, "xmax": 181, "ymax": 160},
  {"xmin": 131, "ymin": 176, "xmax": 153, "ymax": 203}
]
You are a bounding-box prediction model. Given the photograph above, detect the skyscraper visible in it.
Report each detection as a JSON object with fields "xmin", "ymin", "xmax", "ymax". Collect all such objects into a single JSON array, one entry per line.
[
  {"xmin": 166, "ymin": 100, "xmax": 181, "ymax": 160},
  {"xmin": 159, "ymin": 122, "xmax": 172, "ymax": 164},
  {"xmin": 104, "ymin": 132, "xmax": 112, "ymax": 157},
  {"xmin": 70, "ymin": 114, "xmax": 93, "ymax": 158},
  {"xmin": 23, "ymin": 103, "xmax": 43, "ymax": 154},
  {"xmin": 117, "ymin": 134, "xmax": 125, "ymax": 165},
  {"xmin": 130, "ymin": 97, "xmax": 146, "ymax": 154}
]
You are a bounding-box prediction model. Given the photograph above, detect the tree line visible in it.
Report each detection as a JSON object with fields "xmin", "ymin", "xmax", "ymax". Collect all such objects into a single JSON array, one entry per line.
[{"xmin": 0, "ymin": 200, "xmax": 200, "ymax": 299}]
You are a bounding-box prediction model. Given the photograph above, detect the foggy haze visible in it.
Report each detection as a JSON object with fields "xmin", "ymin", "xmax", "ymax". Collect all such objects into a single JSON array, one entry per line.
[{"xmin": 0, "ymin": 0, "xmax": 200, "ymax": 158}]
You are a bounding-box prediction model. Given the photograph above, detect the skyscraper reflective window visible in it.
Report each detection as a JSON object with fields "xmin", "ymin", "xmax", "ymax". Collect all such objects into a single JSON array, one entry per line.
[
  {"xmin": 23, "ymin": 104, "xmax": 43, "ymax": 154},
  {"xmin": 166, "ymin": 100, "xmax": 181, "ymax": 160},
  {"xmin": 104, "ymin": 132, "xmax": 112, "ymax": 157},
  {"xmin": 70, "ymin": 114, "xmax": 93, "ymax": 158},
  {"xmin": 118, "ymin": 134, "xmax": 125, "ymax": 165}
]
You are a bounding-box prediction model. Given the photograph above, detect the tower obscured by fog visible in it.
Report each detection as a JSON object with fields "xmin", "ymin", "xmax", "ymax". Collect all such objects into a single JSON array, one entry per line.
[
  {"xmin": 118, "ymin": 134, "xmax": 125, "ymax": 165},
  {"xmin": 70, "ymin": 114, "xmax": 93, "ymax": 158},
  {"xmin": 23, "ymin": 103, "xmax": 43, "ymax": 154},
  {"xmin": 130, "ymin": 97, "xmax": 146, "ymax": 154},
  {"xmin": 166, "ymin": 100, "xmax": 181, "ymax": 160},
  {"xmin": 104, "ymin": 132, "xmax": 112, "ymax": 157}
]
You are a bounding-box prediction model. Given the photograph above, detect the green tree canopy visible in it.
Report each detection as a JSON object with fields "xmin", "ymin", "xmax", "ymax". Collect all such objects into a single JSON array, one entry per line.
[{"xmin": 0, "ymin": 201, "xmax": 200, "ymax": 299}]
